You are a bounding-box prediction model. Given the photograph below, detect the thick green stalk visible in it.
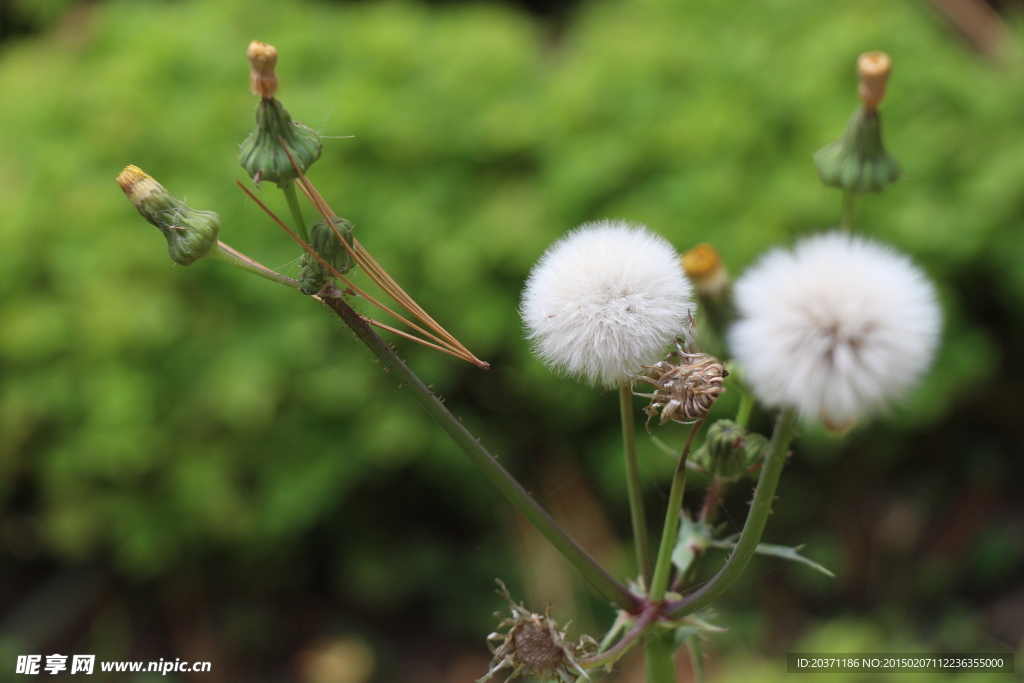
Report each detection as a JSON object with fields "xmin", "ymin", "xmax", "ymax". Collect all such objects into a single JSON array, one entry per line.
[
  {"xmin": 282, "ymin": 181, "xmax": 309, "ymax": 244},
  {"xmin": 644, "ymin": 625, "xmax": 677, "ymax": 683},
  {"xmin": 321, "ymin": 290, "xmax": 639, "ymax": 612},
  {"xmin": 209, "ymin": 241, "xmax": 300, "ymax": 289},
  {"xmin": 620, "ymin": 381, "xmax": 653, "ymax": 585},
  {"xmin": 665, "ymin": 409, "xmax": 797, "ymax": 618},
  {"xmin": 649, "ymin": 418, "xmax": 704, "ymax": 603}
]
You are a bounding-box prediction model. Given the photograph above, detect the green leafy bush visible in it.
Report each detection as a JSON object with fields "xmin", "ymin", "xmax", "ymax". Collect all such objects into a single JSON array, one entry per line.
[{"xmin": 0, "ymin": 0, "xmax": 1022, "ymax": 660}]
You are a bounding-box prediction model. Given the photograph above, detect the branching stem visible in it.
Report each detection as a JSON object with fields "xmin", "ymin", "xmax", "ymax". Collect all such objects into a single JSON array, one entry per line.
[
  {"xmin": 319, "ymin": 288, "xmax": 639, "ymax": 613},
  {"xmin": 664, "ymin": 409, "xmax": 797, "ymax": 618}
]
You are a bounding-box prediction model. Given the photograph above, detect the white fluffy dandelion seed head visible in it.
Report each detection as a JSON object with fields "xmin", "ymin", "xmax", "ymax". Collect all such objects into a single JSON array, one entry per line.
[
  {"xmin": 521, "ymin": 220, "xmax": 694, "ymax": 388},
  {"xmin": 729, "ymin": 231, "xmax": 941, "ymax": 429}
]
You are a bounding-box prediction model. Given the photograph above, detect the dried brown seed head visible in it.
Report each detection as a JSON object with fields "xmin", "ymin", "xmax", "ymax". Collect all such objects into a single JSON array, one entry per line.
[
  {"xmin": 633, "ymin": 340, "xmax": 727, "ymax": 430},
  {"xmin": 481, "ymin": 581, "xmax": 596, "ymax": 683}
]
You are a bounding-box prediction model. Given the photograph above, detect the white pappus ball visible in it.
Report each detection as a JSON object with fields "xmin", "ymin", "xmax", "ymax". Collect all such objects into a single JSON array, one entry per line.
[
  {"xmin": 729, "ymin": 231, "xmax": 941, "ymax": 430},
  {"xmin": 521, "ymin": 220, "xmax": 694, "ymax": 388}
]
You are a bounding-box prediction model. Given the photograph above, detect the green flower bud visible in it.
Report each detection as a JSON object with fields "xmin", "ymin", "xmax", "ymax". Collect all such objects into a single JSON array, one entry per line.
[
  {"xmin": 239, "ymin": 97, "xmax": 322, "ymax": 188},
  {"xmin": 692, "ymin": 419, "xmax": 768, "ymax": 479},
  {"xmin": 814, "ymin": 105, "xmax": 901, "ymax": 194},
  {"xmin": 299, "ymin": 217, "xmax": 356, "ymax": 295},
  {"xmin": 116, "ymin": 165, "xmax": 220, "ymax": 266}
]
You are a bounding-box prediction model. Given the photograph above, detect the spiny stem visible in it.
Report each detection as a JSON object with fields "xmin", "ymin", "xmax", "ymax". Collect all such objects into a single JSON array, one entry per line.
[
  {"xmin": 208, "ymin": 241, "xmax": 300, "ymax": 289},
  {"xmin": 620, "ymin": 381, "xmax": 652, "ymax": 586},
  {"xmin": 282, "ymin": 181, "xmax": 309, "ymax": 244},
  {"xmin": 649, "ymin": 418, "xmax": 704, "ymax": 603},
  {"xmin": 320, "ymin": 289, "xmax": 639, "ymax": 612},
  {"xmin": 665, "ymin": 409, "xmax": 797, "ymax": 618}
]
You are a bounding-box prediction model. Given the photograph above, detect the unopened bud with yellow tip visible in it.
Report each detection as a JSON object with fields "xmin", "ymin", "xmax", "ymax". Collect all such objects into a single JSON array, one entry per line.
[
  {"xmin": 815, "ymin": 51, "xmax": 901, "ymax": 195},
  {"xmin": 682, "ymin": 243, "xmax": 729, "ymax": 299},
  {"xmin": 681, "ymin": 243, "xmax": 734, "ymax": 355},
  {"xmin": 116, "ymin": 165, "xmax": 220, "ymax": 266},
  {"xmin": 239, "ymin": 40, "xmax": 322, "ymax": 187}
]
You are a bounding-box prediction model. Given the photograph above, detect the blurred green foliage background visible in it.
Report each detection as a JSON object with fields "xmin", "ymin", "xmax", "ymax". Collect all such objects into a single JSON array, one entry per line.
[{"xmin": 0, "ymin": 0, "xmax": 1022, "ymax": 680}]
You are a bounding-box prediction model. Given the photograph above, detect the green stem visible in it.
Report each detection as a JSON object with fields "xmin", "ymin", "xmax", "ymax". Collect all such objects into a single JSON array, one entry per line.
[
  {"xmin": 687, "ymin": 636, "xmax": 706, "ymax": 683},
  {"xmin": 649, "ymin": 418, "xmax": 704, "ymax": 603},
  {"xmin": 209, "ymin": 241, "xmax": 301, "ymax": 289},
  {"xmin": 840, "ymin": 190, "xmax": 859, "ymax": 230},
  {"xmin": 620, "ymin": 381, "xmax": 653, "ymax": 586},
  {"xmin": 320, "ymin": 289, "xmax": 639, "ymax": 612},
  {"xmin": 664, "ymin": 409, "xmax": 797, "ymax": 618},
  {"xmin": 282, "ymin": 181, "xmax": 309, "ymax": 244},
  {"xmin": 644, "ymin": 625, "xmax": 677, "ymax": 683},
  {"xmin": 736, "ymin": 388, "xmax": 754, "ymax": 430}
]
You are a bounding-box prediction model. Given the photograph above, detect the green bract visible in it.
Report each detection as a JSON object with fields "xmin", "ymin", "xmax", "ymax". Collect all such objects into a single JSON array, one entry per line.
[
  {"xmin": 239, "ymin": 98, "xmax": 322, "ymax": 188},
  {"xmin": 815, "ymin": 106, "xmax": 902, "ymax": 194},
  {"xmin": 691, "ymin": 419, "xmax": 768, "ymax": 479}
]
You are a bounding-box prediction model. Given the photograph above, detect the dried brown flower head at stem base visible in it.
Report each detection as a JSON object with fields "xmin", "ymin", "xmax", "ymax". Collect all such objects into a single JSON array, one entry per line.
[
  {"xmin": 633, "ymin": 339, "xmax": 727, "ymax": 430},
  {"xmin": 481, "ymin": 581, "xmax": 597, "ymax": 683}
]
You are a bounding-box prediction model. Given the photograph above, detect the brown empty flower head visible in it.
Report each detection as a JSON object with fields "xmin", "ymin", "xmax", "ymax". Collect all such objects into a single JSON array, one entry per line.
[
  {"xmin": 857, "ymin": 51, "xmax": 892, "ymax": 110},
  {"xmin": 248, "ymin": 40, "xmax": 279, "ymax": 98},
  {"xmin": 481, "ymin": 581, "xmax": 596, "ymax": 682}
]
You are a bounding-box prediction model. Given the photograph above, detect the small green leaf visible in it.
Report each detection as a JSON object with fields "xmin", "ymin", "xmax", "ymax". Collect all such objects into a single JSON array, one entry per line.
[
  {"xmin": 671, "ymin": 514, "xmax": 714, "ymax": 575},
  {"xmin": 710, "ymin": 540, "xmax": 836, "ymax": 578}
]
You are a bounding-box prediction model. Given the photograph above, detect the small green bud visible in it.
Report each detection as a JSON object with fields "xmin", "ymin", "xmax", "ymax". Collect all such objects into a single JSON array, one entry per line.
[
  {"xmin": 299, "ymin": 217, "xmax": 355, "ymax": 295},
  {"xmin": 692, "ymin": 419, "xmax": 768, "ymax": 479},
  {"xmin": 116, "ymin": 165, "xmax": 220, "ymax": 266},
  {"xmin": 239, "ymin": 98, "xmax": 323, "ymax": 188}
]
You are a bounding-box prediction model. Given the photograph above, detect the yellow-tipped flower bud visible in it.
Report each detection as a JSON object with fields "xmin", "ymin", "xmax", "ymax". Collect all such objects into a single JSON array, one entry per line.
[
  {"xmin": 681, "ymin": 243, "xmax": 734, "ymax": 355},
  {"xmin": 682, "ymin": 243, "xmax": 729, "ymax": 299},
  {"xmin": 239, "ymin": 41, "xmax": 322, "ymax": 187},
  {"xmin": 247, "ymin": 40, "xmax": 279, "ymax": 99},
  {"xmin": 116, "ymin": 165, "xmax": 220, "ymax": 266},
  {"xmin": 299, "ymin": 217, "xmax": 356, "ymax": 295},
  {"xmin": 815, "ymin": 51, "xmax": 900, "ymax": 195}
]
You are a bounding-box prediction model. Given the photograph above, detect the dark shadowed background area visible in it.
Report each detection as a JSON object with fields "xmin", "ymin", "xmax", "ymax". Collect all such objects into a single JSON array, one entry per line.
[{"xmin": 0, "ymin": 0, "xmax": 1023, "ymax": 681}]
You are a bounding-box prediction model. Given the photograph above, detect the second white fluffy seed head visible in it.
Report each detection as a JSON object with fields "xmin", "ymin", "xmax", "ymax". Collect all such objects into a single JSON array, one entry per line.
[
  {"xmin": 521, "ymin": 220, "xmax": 694, "ymax": 388},
  {"xmin": 729, "ymin": 231, "xmax": 941, "ymax": 430}
]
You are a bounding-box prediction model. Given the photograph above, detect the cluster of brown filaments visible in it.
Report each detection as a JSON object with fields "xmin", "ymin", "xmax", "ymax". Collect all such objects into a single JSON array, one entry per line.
[
  {"xmin": 481, "ymin": 581, "xmax": 597, "ymax": 683},
  {"xmin": 633, "ymin": 336, "xmax": 727, "ymax": 429}
]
